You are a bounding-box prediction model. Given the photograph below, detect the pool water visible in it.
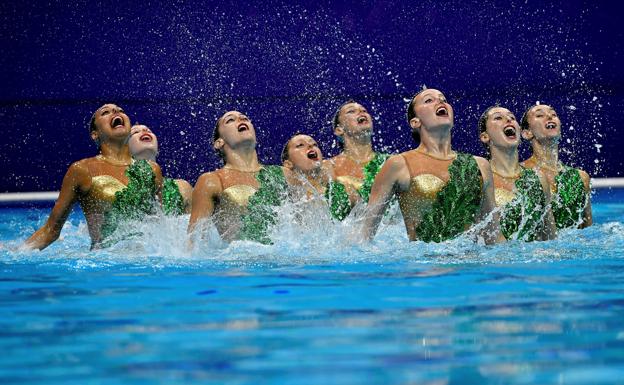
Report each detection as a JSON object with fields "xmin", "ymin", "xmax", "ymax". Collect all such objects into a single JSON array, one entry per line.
[{"xmin": 1, "ymin": 189, "xmax": 624, "ymax": 384}]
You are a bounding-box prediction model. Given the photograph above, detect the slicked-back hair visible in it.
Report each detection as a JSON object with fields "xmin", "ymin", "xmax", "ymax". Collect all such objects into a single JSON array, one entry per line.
[
  {"xmin": 406, "ymin": 93, "xmax": 422, "ymax": 143},
  {"xmin": 281, "ymin": 132, "xmax": 306, "ymax": 163},
  {"xmin": 477, "ymin": 106, "xmax": 500, "ymax": 158},
  {"xmin": 520, "ymin": 105, "xmax": 536, "ymax": 131},
  {"xmin": 332, "ymin": 99, "xmax": 358, "ymax": 129},
  {"xmin": 213, "ymin": 114, "xmax": 225, "ymax": 160}
]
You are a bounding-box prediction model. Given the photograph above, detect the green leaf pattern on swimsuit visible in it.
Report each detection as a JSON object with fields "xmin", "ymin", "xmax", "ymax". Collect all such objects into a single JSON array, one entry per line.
[
  {"xmin": 239, "ymin": 166, "xmax": 288, "ymax": 245},
  {"xmin": 500, "ymin": 168, "xmax": 546, "ymax": 241},
  {"xmin": 553, "ymin": 165, "xmax": 587, "ymax": 229},
  {"xmin": 162, "ymin": 177, "xmax": 185, "ymax": 216},
  {"xmin": 415, "ymin": 153, "xmax": 482, "ymax": 243},
  {"xmin": 325, "ymin": 152, "xmax": 389, "ymax": 221},
  {"xmin": 326, "ymin": 181, "xmax": 351, "ymax": 221},
  {"xmin": 101, "ymin": 160, "xmax": 158, "ymax": 244}
]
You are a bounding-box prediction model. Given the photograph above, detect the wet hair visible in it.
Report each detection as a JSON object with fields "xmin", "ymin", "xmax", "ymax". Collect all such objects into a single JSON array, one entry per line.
[
  {"xmin": 477, "ymin": 106, "xmax": 499, "ymax": 158},
  {"xmin": 281, "ymin": 132, "xmax": 306, "ymax": 163},
  {"xmin": 406, "ymin": 91, "xmax": 425, "ymax": 143},
  {"xmin": 213, "ymin": 114, "xmax": 225, "ymax": 160},
  {"xmin": 332, "ymin": 99, "xmax": 357, "ymax": 129},
  {"xmin": 520, "ymin": 105, "xmax": 536, "ymax": 131}
]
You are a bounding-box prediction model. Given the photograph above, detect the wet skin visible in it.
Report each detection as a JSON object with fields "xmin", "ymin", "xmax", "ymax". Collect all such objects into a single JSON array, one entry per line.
[
  {"xmin": 24, "ymin": 104, "xmax": 163, "ymax": 250},
  {"xmin": 129, "ymin": 124, "xmax": 193, "ymax": 214},
  {"xmin": 363, "ymin": 90, "xmax": 500, "ymax": 243},
  {"xmin": 188, "ymin": 111, "xmax": 262, "ymax": 242},
  {"xmin": 520, "ymin": 105, "xmax": 592, "ymax": 228}
]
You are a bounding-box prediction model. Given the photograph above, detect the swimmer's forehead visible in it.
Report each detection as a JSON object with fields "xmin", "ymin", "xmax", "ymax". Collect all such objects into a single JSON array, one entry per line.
[
  {"xmin": 529, "ymin": 105, "xmax": 555, "ymax": 115},
  {"xmin": 97, "ymin": 103, "xmax": 122, "ymax": 112},
  {"xmin": 130, "ymin": 124, "xmax": 151, "ymax": 134},
  {"xmin": 290, "ymin": 134, "xmax": 317, "ymax": 144},
  {"xmin": 221, "ymin": 110, "xmax": 246, "ymax": 120},
  {"xmin": 415, "ymin": 89, "xmax": 445, "ymax": 103},
  {"xmin": 488, "ymin": 107, "xmax": 514, "ymax": 116},
  {"xmin": 340, "ymin": 102, "xmax": 366, "ymax": 112}
]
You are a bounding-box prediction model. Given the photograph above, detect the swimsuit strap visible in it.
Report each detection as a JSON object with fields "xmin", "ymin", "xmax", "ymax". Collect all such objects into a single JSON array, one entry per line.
[{"xmin": 400, "ymin": 152, "xmax": 417, "ymax": 178}]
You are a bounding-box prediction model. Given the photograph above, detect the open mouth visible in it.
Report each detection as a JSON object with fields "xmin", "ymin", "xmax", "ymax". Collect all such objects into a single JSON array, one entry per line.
[
  {"xmin": 503, "ymin": 126, "xmax": 517, "ymax": 138},
  {"xmin": 357, "ymin": 116, "xmax": 368, "ymax": 124},
  {"xmin": 436, "ymin": 106, "xmax": 449, "ymax": 117},
  {"xmin": 237, "ymin": 123, "xmax": 249, "ymax": 132},
  {"xmin": 306, "ymin": 150, "xmax": 319, "ymax": 160},
  {"xmin": 545, "ymin": 122, "xmax": 557, "ymax": 130},
  {"xmin": 111, "ymin": 116, "xmax": 124, "ymax": 128},
  {"xmin": 139, "ymin": 133, "xmax": 153, "ymax": 142}
]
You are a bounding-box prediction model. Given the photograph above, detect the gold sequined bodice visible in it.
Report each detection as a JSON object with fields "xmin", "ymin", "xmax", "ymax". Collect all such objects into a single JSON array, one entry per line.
[
  {"xmin": 219, "ymin": 185, "xmax": 257, "ymax": 214},
  {"xmin": 336, "ymin": 175, "xmax": 363, "ymax": 192},
  {"xmin": 90, "ymin": 175, "xmax": 126, "ymax": 203},
  {"xmin": 495, "ymin": 187, "xmax": 516, "ymax": 207},
  {"xmin": 398, "ymin": 174, "xmax": 446, "ymax": 218}
]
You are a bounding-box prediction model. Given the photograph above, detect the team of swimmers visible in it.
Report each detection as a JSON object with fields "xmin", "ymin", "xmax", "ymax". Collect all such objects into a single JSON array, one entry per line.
[{"xmin": 22, "ymin": 88, "xmax": 592, "ymax": 250}]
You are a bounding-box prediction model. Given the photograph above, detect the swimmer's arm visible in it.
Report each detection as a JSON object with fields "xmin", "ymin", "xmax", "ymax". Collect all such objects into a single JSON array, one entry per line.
[
  {"xmin": 537, "ymin": 171, "xmax": 557, "ymax": 240},
  {"xmin": 579, "ymin": 170, "xmax": 593, "ymax": 228},
  {"xmin": 475, "ymin": 157, "xmax": 504, "ymax": 244},
  {"xmin": 23, "ymin": 162, "xmax": 89, "ymax": 250},
  {"xmin": 188, "ymin": 172, "xmax": 221, "ymax": 234},
  {"xmin": 175, "ymin": 179, "xmax": 193, "ymax": 214},
  {"xmin": 362, "ymin": 155, "xmax": 408, "ymax": 240}
]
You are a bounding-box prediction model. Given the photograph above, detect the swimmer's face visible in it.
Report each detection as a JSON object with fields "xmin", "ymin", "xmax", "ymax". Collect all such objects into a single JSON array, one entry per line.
[
  {"xmin": 91, "ymin": 104, "xmax": 131, "ymax": 144},
  {"xmin": 522, "ymin": 105, "xmax": 561, "ymax": 142},
  {"xmin": 284, "ymin": 135, "xmax": 323, "ymax": 172},
  {"xmin": 410, "ymin": 89, "xmax": 454, "ymax": 132},
  {"xmin": 128, "ymin": 125, "xmax": 158, "ymax": 161},
  {"xmin": 335, "ymin": 102, "xmax": 373, "ymax": 139},
  {"xmin": 480, "ymin": 107, "xmax": 520, "ymax": 150},
  {"xmin": 214, "ymin": 111, "xmax": 257, "ymax": 151}
]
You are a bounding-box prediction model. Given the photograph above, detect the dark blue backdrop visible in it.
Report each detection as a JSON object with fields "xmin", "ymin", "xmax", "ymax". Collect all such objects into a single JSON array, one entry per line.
[{"xmin": 1, "ymin": 0, "xmax": 622, "ymax": 192}]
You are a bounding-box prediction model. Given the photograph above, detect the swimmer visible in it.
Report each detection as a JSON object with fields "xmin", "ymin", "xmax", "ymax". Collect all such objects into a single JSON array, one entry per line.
[
  {"xmin": 478, "ymin": 106, "xmax": 556, "ymax": 241},
  {"xmin": 23, "ymin": 104, "xmax": 163, "ymax": 250},
  {"xmin": 283, "ymin": 133, "xmax": 359, "ymax": 213},
  {"xmin": 362, "ymin": 89, "xmax": 501, "ymax": 243},
  {"xmin": 188, "ymin": 111, "xmax": 262, "ymax": 242},
  {"xmin": 520, "ymin": 104, "xmax": 592, "ymax": 229},
  {"xmin": 327, "ymin": 100, "xmax": 390, "ymax": 218},
  {"xmin": 128, "ymin": 124, "xmax": 192, "ymax": 215},
  {"xmin": 239, "ymin": 133, "xmax": 357, "ymax": 244}
]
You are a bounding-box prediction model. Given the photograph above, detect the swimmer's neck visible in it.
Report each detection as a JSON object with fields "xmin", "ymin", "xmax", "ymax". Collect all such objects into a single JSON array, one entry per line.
[
  {"xmin": 530, "ymin": 140, "xmax": 559, "ymax": 168},
  {"xmin": 223, "ymin": 148, "xmax": 260, "ymax": 172},
  {"xmin": 99, "ymin": 141, "xmax": 132, "ymax": 163},
  {"xmin": 342, "ymin": 141, "xmax": 375, "ymax": 164},
  {"xmin": 417, "ymin": 129, "xmax": 453, "ymax": 157},
  {"xmin": 132, "ymin": 150, "xmax": 157, "ymax": 162},
  {"xmin": 490, "ymin": 146, "xmax": 520, "ymax": 176}
]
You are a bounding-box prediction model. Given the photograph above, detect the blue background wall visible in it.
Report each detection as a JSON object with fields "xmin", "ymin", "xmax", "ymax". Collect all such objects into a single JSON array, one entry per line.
[{"xmin": 1, "ymin": 0, "xmax": 622, "ymax": 192}]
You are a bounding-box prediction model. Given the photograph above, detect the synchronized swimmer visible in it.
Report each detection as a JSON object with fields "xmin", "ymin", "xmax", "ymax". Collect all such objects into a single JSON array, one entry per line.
[{"xmin": 22, "ymin": 89, "xmax": 593, "ymax": 250}]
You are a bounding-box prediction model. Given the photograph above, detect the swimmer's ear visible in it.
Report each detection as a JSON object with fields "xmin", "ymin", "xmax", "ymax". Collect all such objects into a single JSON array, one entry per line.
[
  {"xmin": 409, "ymin": 117, "xmax": 421, "ymax": 130},
  {"xmin": 213, "ymin": 138, "xmax": 225, "ymax": 151},
  {"xmin": 90, "ymin": 130, "xmax": 100, "ymax": 144},
  {"xmin": 479, "ymin": 132, "xmax": 490, "ymax": 144},
  {"xmin": 283, "ymin": 159, "xmax": 294, "ymax": 169},
  {"xmin": 521, "ymin": 129, "xmax": 533, "ymax": 141},
  {"xmin": 334, "ymin": 125, "xmax": 344, "ymax": 138}
]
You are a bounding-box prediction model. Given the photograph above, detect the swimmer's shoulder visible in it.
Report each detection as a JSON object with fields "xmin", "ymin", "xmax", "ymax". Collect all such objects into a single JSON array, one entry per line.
[
  {"xmin": 194, "ymin": 169, "xmax": 224, "ymax": 197},
  {"xmin": 577, "ymin": 168, "xmax": 591, "ymax": 190}
]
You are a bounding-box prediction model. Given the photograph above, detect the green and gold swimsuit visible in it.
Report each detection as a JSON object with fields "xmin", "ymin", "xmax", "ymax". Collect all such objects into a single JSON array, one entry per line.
[
  {"xmin": 100, "ymin": 160, "xmax": 158, "ymax": 245},
  {"xmin": 400, "ymin": 153, "xmax": 482, "ymax": 243},
  {"xmin": 498, "ymin": 168, "xmax": 547, "ymax": 241},
  {"xmin": 326, "ymin": 152, "xmax": 390, "ymax": 220},
  {"xmin": 162, "ymin": 178, "xmax": 185, "ymax": 216},
  {"xmin": 552, "ymin": 165, "xmax": 588, "ymax": 229}
]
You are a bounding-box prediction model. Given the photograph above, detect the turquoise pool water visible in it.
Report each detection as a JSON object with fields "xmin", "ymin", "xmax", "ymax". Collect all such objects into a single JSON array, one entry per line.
[{"xmin": 1, "ymin": 189, "xmax": 623, "ymax": 384}]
